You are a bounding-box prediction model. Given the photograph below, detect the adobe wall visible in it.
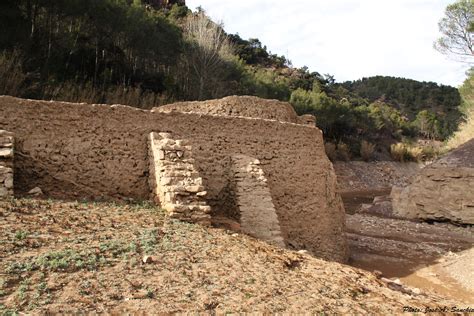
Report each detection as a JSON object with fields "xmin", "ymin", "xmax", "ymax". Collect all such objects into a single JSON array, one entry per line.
[
  {"xmin": 155, "ymin": 95, "xmax": 300, "ymax": 123},
  {"xmin": 0, "ymin": 95, "xmax": 348, "ymax": 262}
]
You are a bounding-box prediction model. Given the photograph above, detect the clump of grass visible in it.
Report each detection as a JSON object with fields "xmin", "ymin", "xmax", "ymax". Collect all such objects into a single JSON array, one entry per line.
[
  {"xmin": 35, "ymin": 249, "xmax": 105, "ymax": 272},
  {"xmin": 14, "ymin": 231, "xmax": 29, "ymax": 241},
  {"xmin": 360, "ymin": 140, "xmax": 375, "ymax": 162},
  {"xmin": 337, "ymin": 142, "xmax": 351, "ymax": 161},
  {"xmin": 446, "ymin": 108, "xmax": 474, "ymax": 150},
  {"xmin": 324, "ymin": 142, "xmax": 337, "ymax": 161},
  {"xmin": 17, "ymin": 279, "xmax": 30, "ymax": 301},
  {"xmin": 140, "ymin": 229, "xmax": 160, "ymax": 255},
  {"xmin": 390, "ymin": 142, "xmax": 441, "ymax": 162},
  {"xmin": 0, "ymin": 50, "xmax": 26, "ymax": 97},
  {"xmin": 390, "ymin": 143, "xmax": 406, "ymax": 162},
  {"xmin": 7, "ymin": 249, "xmax": 106, "ymax": 274}
]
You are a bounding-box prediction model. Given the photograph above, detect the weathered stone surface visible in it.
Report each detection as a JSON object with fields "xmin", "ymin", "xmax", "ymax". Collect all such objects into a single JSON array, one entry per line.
[
  {"xmin": 0, "ymin": 148, "xmax": 13, "ymax": 158},
  {"xmin": 0, "ymin": 131, "xmax": 14, "ymax": 198},
  {"xmin": 148, "ymin": 132, "xmax": 212, "ymax": 226},
  {"xmin": 391, "ymin": 139, "xmax": 474, "ymax": 225},
  {"xmin": 4, "ymin": 175, "xmax": 13, "ymax": 189},
  {"xmin": 28, "ymin": 187, "xmax": 43, "ymax": 196}
]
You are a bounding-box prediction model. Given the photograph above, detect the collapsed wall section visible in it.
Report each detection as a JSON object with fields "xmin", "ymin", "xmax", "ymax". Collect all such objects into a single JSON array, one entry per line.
[
  {"xmin": 148, "ymin": 132, "xmax": 211, "ymax": 225},
  {"xmin": 231, "ymin": 154, "xmax": 285, "ymax": 247},
  {"xmin": 0, "ymin": 96, "xmax": 348, "ymax": 262},
  {"xmin": 0, "ymin": 130, "xmax": 14, "ymax": 198}
]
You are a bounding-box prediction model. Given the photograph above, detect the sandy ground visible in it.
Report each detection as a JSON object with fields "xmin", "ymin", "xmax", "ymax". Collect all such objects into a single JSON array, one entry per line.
[{"xmin": 0, "ymin": 198, "xmax": 464, "ymax": 314}]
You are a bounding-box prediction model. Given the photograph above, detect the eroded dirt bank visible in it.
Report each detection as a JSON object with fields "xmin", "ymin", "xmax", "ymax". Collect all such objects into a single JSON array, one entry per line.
[{"xmin": 335, "ymin": 161, "xmax": 474, "ymax": 304}]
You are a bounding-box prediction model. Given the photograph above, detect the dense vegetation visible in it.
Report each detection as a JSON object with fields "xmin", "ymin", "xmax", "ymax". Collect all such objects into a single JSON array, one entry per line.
[
  {"xmin": 0, "ymin": 0, "xmax": 467, "ymax": 160},
  {"xmin": 340, "ymin": 76, "xmax": 462, "ymax": 137},
  {"xmin": 447, "ymin": 69, "xmax": 474, "ymax": 148}
]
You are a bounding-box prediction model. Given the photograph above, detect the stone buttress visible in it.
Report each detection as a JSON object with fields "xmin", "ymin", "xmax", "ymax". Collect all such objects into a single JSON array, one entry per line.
[
  {"xmin": 148, "ymin": 132, "xmax": 211, "ymax": 225},
  {"xmin": 0, "ymin": 130, "xmax": 14, "ymax": 198}
]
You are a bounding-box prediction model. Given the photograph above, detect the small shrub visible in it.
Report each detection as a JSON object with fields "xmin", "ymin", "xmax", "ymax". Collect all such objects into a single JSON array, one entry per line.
[
  {"xmin": 14, "ymin": 230, "xmax": 29, "ymax": 241},
  {"xmin": 446, "ymin": 108, "xmax": 474, "ymax": 150},
  {"xmin": 324, "ymin": 142, "xmax": 337, "ymax": 161},
  {"xmin": 360, "ymin": 140, "xmax": 375, "ymax": 161},
  {"xmin": 421, "ymin": 145, "xmax": 444, "ymax": 161},
  {"xmin": 390, "ymin": 143, "xmax": 407, "ymax": 162},
  {"xmin": 337, "ymin": 142, "xmax": 351, "ymax": 161},
  {"xmin": 140, "ymin": 229, "xmax": 160, "ymax": 255},
  {"xmin": 391, "ymin": 142, "xmax": 431, "ymax": 162},
  {"xmin": 0, "ymin": 50, "xmax": 26, "ymax": 97},
  {"xmin": 407, "ymin": 146, "xmax": 423, "ymax": 162}
]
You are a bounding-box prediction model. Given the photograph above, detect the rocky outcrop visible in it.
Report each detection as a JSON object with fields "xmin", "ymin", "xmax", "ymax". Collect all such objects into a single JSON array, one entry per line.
[
  {"xmin": 0, "ymin": 130, "xmax": 14, "ymax": 198},
  {"xmin": 391, "ymin": 139, "xmax": 474, "ymax": 225}
]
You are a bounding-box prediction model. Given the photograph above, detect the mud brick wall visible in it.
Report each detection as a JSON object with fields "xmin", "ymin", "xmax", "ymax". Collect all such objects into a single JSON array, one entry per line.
[
  {"xmin": 0, "ymin": 96, "xmax": 347, "ymax": 262},
  {"xmin": 0, "ymin": 130, "xmax": 14, "ymax": 198},
  {"xmin": 148, "ymin": 132, "xmax": 211, "ymax": 226}
]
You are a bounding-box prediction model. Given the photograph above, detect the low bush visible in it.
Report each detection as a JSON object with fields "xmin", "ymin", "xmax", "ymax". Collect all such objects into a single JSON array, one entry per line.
[
  {"xmin": 360, "ymin": 140, "xmax": 375, "ymax": 161},
  {"xmin": 324, "ymin": 142, "xmax": 337, "ymax": 161},
  {"xmin": 337, "ymin": 142, "xmax": 351, "ymax": 161}
]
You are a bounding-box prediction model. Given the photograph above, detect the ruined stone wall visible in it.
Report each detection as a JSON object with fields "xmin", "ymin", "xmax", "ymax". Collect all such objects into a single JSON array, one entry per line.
[
  {"xmin": 0, "ymin": 96, "xmax": 347, "ymax": 262},
  {"xmin": 0, "ymin": 130, "xmax": 14, "ymax": 198}
]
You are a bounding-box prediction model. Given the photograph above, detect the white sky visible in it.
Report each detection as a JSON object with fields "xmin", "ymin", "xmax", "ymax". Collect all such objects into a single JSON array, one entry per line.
[{"xmin": 186, "ymin": 0, "xmax": 471, "ymax": 87}]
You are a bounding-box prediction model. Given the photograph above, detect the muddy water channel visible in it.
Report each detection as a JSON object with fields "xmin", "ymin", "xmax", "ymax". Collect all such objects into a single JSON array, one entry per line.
[
  {"xmin": 340, "ymin": 188, "xmax": 474, "ymax": 304},
  {"xmin": 340, "ymin": 189, "xmax": 391, "ymax": 214}
]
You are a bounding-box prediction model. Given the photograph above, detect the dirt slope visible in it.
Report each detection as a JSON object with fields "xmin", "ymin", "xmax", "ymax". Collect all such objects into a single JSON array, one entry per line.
[{"xmin": 0, "ymin": 198, "xmax": 464, "ymax": 314}]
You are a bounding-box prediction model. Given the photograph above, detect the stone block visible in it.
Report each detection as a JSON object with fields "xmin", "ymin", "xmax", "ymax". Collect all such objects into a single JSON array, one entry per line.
[{"xmin": 0, "ymin": 148, "xmax": 13, "ymax": 158}]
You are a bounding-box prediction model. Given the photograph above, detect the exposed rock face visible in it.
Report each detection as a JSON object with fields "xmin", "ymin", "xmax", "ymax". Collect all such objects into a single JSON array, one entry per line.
[
  {"xmin": 391, "ymin": 139, "xmax": 474, "ymax": 225},
  {"xmin": 0, "ymin": 130, "xmax": 14, "ymax": 198}
]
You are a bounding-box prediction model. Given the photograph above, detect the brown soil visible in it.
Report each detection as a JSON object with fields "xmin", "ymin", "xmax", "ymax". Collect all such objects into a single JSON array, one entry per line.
[
  {"xmin": 0, "ymin": 198, "xmax": 463, "ymax": 314},
  {"xmin": 334, "ymin": 161, "xmax": 421, "ymax": 191}
]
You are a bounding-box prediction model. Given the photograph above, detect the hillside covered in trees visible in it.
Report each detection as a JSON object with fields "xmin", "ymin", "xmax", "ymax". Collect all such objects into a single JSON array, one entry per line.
[{"xmin": 0, "ymin": 0, "xmax": 466, "ymax": 159}]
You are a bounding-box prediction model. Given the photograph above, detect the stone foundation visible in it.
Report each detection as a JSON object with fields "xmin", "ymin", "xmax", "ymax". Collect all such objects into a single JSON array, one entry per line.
[
  {"xmin": 0, "ymin": 130, "xmax": 14, "ymax": 198},
  {"xmin": 148, "ymin": 132, "xmax": 211, "ymax": 226}
]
